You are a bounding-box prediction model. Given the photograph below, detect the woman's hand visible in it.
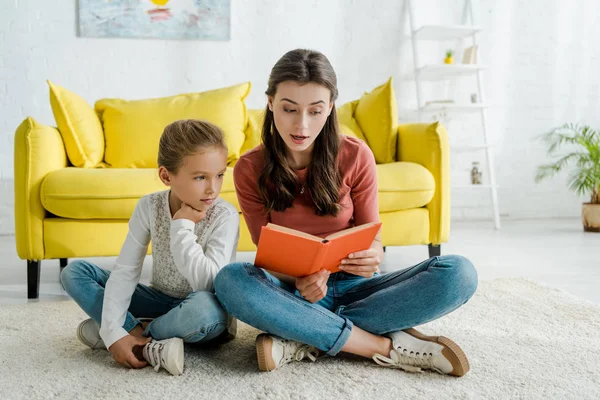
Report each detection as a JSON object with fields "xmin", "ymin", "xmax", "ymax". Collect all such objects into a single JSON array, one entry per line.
[
  {"xmin": 295, "ymin": 269, "xmax": 330, "ymax": 303},
  {"xmin": 339, "ymin": 249, "xmax": 380, "ymax": 278}
]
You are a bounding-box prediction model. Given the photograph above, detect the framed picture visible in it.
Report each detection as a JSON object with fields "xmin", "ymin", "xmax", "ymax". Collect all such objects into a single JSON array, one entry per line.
[{"xmin": 78, "ymin": 0, "xmax": 230, "ymax": 40}]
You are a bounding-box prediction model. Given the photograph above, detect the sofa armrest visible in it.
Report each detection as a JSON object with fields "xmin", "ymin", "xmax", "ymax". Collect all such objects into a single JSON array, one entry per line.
[
  {"xmin": 14, "ymin": 118, "xmax": 68, "ymax": 260},
  {"xmin": 397, "ymin": 122, "xmax": 450, "ymax": 244}
]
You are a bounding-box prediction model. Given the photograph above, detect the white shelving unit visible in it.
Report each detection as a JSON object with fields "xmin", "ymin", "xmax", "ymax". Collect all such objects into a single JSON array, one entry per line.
[
  {"xmin": 451, "ymin": 144, "xmax": 492, "ymax": 151},
  {"xmin": 421, "ymin": 103, "xmax": 488, "ymax": 113},
  {"xmin": 406, "ymin": 0, "xmax": 501, "ymax": 229},
  {"xmin": 412, "ymin": 64, "xmax": 487, "ymax": 81},
  {"xmin": 413, "ymin": 25, "xmax": 482, "ymax": 40}
]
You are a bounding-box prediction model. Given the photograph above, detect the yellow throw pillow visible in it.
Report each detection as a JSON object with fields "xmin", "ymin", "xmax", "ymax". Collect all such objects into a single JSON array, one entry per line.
[
  {"xmin": 336, "ymin": 100, "xmax": 367, "ymax": 142},
  {"xmin": 354, "ymin": 77, "xmax": 398, "ymax": 164},
  {"xmin": 96, "ymin": 82, "xmax": 251, "ymax": 168},
  {"xmin": 47, "ymin": 80, "xmax": 105, "ymax": 167},
  {"xmin": 239, "ymin": 108, "xmax": 265, "ymax": 156}
]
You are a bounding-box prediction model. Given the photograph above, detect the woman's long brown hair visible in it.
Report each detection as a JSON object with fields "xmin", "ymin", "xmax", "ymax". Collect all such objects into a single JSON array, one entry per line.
[{"xmin": 258, "ymin": 49, "xmax": 342, "ymax": 217}]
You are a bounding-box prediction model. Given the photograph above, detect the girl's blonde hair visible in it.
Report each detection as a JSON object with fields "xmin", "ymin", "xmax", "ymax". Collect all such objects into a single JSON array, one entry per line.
[{"xmin": 158, "ymin": 119, "xmax": 227, "ymax": 173}]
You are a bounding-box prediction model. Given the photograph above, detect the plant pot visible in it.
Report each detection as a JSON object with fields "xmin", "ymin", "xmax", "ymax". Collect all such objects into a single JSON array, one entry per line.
[
  {"xmin": 582, "ymin": 203, "xmax": 600, "ymax": 232},
  {"xmin": 444, "ymin": 57, "xmax": 453, "ymax": 64}
]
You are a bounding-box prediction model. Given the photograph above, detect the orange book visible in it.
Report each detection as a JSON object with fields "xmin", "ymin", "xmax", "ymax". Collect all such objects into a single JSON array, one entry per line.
[{"xmin": 254, "ymin": 222, "xmax": 382, "ymax": 277}]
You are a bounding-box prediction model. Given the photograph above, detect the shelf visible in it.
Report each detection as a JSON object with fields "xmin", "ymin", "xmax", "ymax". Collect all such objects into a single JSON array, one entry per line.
[
  {"xmin": 411, "ymin": 64, "xmax": 486, "ymax": 81},
  {"xmin": 412, "ymin": 25, "xmax": 482, "ymax": 40},
  {"xmin": 450, "ymin": 145, "xmax": 491, "ymax": 151},
  {"xmin": 452, "ymin": 184, "xmax": 498, "ymax": 189},
  {"xmin": 420, "ymin": 103, "xmax": 488, "ymax": 112}
]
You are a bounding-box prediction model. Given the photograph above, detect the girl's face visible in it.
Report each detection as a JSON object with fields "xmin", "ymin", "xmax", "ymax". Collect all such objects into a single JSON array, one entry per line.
[
  {"xmin": 159, "ymin": 146, "xmax": 228, "ymax": 212},
  {"xmin": 268, "ymin": 81, "xmax": 333, "ymax": 156}
]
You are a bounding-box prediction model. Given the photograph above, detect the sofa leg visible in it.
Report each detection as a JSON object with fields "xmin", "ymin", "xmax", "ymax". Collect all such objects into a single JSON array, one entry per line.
[
  {"xmin": 59, "ymin": 258, "xmax": 68, "ymax": 271},
  {"xmin": 383, "ymin": 246, "xmax": 386, "ymax": 252},
  {"xmin": 27, "ymin": 260, "xmax": 41, "ymax": 299},
  {"xmin": 428, "ymin": 244, "xmax": 441, "ymax": 258}
]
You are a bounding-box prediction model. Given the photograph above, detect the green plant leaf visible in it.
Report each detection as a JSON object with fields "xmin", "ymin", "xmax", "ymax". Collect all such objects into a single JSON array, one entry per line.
[{"xmin": 535, "ymin": 124, "xmax": 600, "ymax": 203}]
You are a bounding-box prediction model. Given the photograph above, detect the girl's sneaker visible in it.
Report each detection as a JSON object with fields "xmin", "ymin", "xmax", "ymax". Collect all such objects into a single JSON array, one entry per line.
[
  {"xmin": 143, "ymin": 337, "xmax": 184, "ymax": 376},
  {"xmin": 76, "ymin": 317, "xmax": 154, "ymax": 350},
  {"xmin": 372, "ymin": 328, "xmax": 470, "ymax": 377},
  {"xmin": 255, "ymin": 333, "xmax": 320, "ymax": 371},
  {"xmin": 77, "ymin": 318, "xmax": 105, "ymax": 349}
]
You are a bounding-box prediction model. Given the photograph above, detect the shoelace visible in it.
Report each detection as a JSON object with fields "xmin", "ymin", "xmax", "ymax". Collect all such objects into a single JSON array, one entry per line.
[
  {"xmin": 143, "ymin": 341, "xmax": 165, "ymax": 372},
  {"xmin": 372, "ymin": 349, "xmax": 443, "ymax": 374},
  {"xmin": 281, "ymin": 341, "xmax": 319, "ymax": 365}
]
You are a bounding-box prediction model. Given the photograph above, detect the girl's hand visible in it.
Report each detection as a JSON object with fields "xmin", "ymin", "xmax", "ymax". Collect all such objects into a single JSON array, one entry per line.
[
  {"xmin": 108, "ymin": 335, "xmax": 151, "ymax": 369},
  {"xmin": 339, "ymin": 249, "xmax": 380, "ymax": 278},
  {"xmin": 173, "ymin": 203, "xmax": 206, "ymax": 223},
  {"xmin": 295, "ymin": 269, "xmax": 330, "ymax": 303}
]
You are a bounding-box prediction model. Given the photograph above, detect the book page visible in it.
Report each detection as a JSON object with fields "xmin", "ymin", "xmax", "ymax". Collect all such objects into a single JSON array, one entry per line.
[
  {"xmin": 266, "ymin": 223, "xmax": 324, "ymax": 242},
  {"xmin": 325, "ymin": 221, "xmax": 381, "ymax": 241}
]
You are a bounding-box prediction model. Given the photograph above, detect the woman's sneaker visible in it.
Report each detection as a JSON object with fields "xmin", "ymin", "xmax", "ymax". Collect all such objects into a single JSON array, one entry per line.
[
  {"xmin": 372, "ymin": 328, "xmax": 470, "ymax": 377},
  {"xmin": 143, "ymin": 337, "xmax": 184, "ymax": 376},
  {"xmin": 77, "ymin": 319, "xmax": 105, "ymax": 349},
  {"xmin": 255, "ymin": 334, "xmax": 320, "ymax": 371}
]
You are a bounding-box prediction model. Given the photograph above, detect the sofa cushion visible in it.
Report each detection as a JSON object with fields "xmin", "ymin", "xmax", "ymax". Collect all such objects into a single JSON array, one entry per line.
[
  {"xmin": 239, "ymin": 109, "xmax": 265, "ymax": 157},
  {"xmin": 337, "ymin": 100, "xmax": 367, "ymax": 142},
  {"xmin": 47, "ymin": 80, "xmax": 105, "ymax": 168},
  {"xmin": 95, "ymin": 82, "xmax": 251, "ymax": 168},
  {"xmin": 41, "ymin": 162, "xmax": 433, "ymax": 219},
  {"xmin": 376, "ymin": 162, "xmax": 435, "ymax": 212},
  {"xmin": 41, "ymin": 168, "xmax": 238, "ymax": 220},
  {"xmin": 354, "ymin": 77, "xmax": 398, "ymax": 164}
]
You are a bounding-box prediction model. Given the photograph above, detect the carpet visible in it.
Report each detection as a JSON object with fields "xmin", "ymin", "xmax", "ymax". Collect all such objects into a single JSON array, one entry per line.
[{"xmin": 1, "ymin": 278, "xmax": 599, "ymax": 400}]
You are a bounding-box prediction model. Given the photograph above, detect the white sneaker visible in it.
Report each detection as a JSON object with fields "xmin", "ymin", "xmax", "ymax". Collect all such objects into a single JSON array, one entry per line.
[
  {"xmin": 77, "ymin": 319, "xmax": 105, "ymax": 350},
  {"xmin": 373, "ymin": 328, "xmax": 470, "ymax": 377},
  {"xmin": 142, "ymin": 337, "xmax": 184, "ymax": 376},
  {"xmin": 255, "ymin": 333, "xmax": 320, "ymax": 372}
]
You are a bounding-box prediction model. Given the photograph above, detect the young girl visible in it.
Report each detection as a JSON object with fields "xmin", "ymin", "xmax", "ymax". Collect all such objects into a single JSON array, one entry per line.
[
  {"xmin": 61, "ymin": 119, "xmax": 239, "ymax": 376},
  {"xmin": 214, "ymin": 49, "xmax": 478, "ymax": 377}
]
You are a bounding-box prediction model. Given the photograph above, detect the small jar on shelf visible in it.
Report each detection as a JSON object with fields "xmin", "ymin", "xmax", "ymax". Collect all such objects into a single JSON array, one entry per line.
[{"xmin": 471, "ymin": 161, "xmax": 483, "ymax": 185}]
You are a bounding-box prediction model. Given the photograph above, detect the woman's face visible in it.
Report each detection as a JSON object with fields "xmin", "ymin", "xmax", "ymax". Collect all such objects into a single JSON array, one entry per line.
[{"xmin": 268, "ymin": 81, "xmax": 333, "ymax": 155}]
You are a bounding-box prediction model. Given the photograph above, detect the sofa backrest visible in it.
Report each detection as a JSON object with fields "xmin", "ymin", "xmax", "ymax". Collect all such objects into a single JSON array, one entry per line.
[
  {"xmin": 96, "ymin": 82, "xmax": 251, "ymax": 168},
  {"xmin": 48, "ymin": 78, "xmax": 398, "ymax": 168}
]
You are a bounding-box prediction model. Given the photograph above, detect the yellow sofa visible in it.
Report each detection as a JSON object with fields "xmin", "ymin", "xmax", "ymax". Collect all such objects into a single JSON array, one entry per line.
[{"xmin": 14, "ymin": 79, "xmax": 450, "ymax": 298}]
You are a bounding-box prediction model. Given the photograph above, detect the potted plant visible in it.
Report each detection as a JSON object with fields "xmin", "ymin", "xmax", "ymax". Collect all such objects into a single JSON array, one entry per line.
[
  {"xmin": 444, "ymin": 49, "xmax": 453, "ymax": 64},
  {"xmin": 535, "ymin": 124, "xmax": 600, "ymax": 232}
]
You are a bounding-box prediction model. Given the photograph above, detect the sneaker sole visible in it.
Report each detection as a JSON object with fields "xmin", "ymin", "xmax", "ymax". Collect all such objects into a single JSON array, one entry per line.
[
  {"xmin": 255, "ymin": 334, "xmax": 276, "ymax": 372},
  {"xmin": 404, "ymin": 328, "xmax": 470, "ymax": 377}
]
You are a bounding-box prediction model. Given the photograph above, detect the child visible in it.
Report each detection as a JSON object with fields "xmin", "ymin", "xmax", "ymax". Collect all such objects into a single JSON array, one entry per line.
[{"xmin": 61, "ymin": 119, "xmax": 240, "ymax": 375}]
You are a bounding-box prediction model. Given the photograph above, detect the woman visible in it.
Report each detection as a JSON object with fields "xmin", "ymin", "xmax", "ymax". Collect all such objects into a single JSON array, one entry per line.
[{"xmin": 214, "ymin": 49, "xmax": 478, "ymax": 377}]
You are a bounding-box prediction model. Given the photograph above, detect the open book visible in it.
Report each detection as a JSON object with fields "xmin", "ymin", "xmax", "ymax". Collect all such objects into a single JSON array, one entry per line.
[{"xmin": 254, "ymin": 222, "xmax": 382, "ymax": 277}]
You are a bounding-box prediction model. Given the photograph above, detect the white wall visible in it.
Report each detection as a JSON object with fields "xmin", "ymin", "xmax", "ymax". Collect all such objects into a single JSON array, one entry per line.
[
  {"xmin": 1, "ymin": 0, "xmax": 598, "ymax": 234},
  {"xmin": 395, "ymin": 0, "xmax": 600, "ymax": 221}
]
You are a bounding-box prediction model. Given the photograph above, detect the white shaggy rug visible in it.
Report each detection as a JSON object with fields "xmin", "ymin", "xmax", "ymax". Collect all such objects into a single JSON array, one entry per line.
[{"xmin": 1, "ymin": 279, "xmax": 599, "ymax": 400}]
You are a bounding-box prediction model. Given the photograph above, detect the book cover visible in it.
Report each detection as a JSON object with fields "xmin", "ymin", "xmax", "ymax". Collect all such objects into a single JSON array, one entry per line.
[{"xmin": 254, "ymin": 222, "xmax": 382, "ymax": 277}]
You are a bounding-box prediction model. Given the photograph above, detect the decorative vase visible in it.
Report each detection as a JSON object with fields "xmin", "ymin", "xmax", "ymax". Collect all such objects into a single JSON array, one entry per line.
[
  {"xmin": 471, "ymin": 162, "xmax": 482, "ymax": 185},
  {"xmin": 582, "ymin": 203, "xmax": 600, "ymax": 232}
]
